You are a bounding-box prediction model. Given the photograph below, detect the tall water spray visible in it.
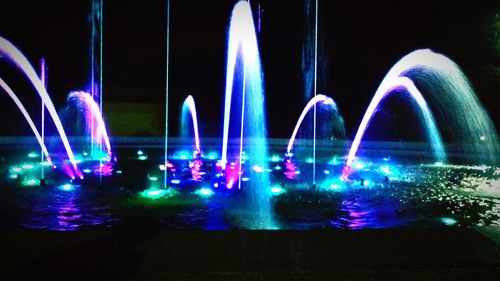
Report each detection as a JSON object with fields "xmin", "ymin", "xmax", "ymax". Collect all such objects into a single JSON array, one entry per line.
[
  {"xmin": 89, "ymin": 0, "xmax": 103, "ymax": 158},
  {"xmin": 0, "ymin": 36, "xmax": 81, "ymax": 178},
  {"xmin": 180, "ymin": 95, "xmax": 201, "ymax": 153},
  {"xmin": 222, "ymin": 1, "xmax": 274, "ymax": 229}
]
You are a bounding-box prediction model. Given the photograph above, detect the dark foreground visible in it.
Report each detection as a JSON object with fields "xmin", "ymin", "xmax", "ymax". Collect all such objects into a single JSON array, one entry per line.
[{"xmin": 1, "ymin": 227, "xmax": 499, "ymax": 281}]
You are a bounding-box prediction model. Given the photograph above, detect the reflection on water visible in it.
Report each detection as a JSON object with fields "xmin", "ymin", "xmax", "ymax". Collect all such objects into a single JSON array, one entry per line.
[
  {"xmin": 0, "ymin": 164, "xmax": 498, "ymax": 231},
  {"xmin": 16, "ymin": 185, "xmax": 116, "ymax": 231}
]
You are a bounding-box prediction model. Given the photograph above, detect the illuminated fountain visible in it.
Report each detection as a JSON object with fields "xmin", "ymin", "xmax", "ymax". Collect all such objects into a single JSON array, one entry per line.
[
  {"xmin": 180, "ymin": 95, "xmax": 201, "ymax": 156},
  {"xmin": 221, "ymin": 0, "xmax": 274, "ymax": 228},
  {"xmin": 0, "ymin": 36, "xmax": 81, "ymax": 179},
  {"xmin": 343, "ymin": 49, "xmax": 499, "ymax": 178},
  {"xmin": 59, "ymin": 91, "xmax": 112, "ymax": 160}
]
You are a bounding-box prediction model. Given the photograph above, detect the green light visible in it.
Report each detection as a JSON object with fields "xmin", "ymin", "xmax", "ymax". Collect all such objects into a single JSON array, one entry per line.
[
  {"xmin": 116, "ymin": 170, "xmax": 123, "ymax": 174},
  {"xmin": 207, "ymin": 152, "xmax": 218, "ymax": 160},
  {"xmin": 271, "ymin": 155, "xmax": 281, "ymax": 162},
  {"xmin": 149, "ymin": 176, "xmax": 158, "ymax": 181},
  {"xmin": 8, "ymin": 174, "xmax": 18, "ymax": 179},
  {"xmin": 137, "ymin": 150, "xmax": 144, "ymax": 156},
  {"xmin": 41, "ymin": 161, "xmax": 51, "ymax": 167},
  {"xmin": 22, "ymin": 179, "xmax": 38, "ymax": 186},
  {"xmin": 28, "ymin": 152, "xmax": 39, "ymax": 158},
  {"xmin": 270, "ymin": 186, "xmax": 286, "ymax": 196},
  {"xmin": 441, "ymin": 217, "xmax": 457, "ymax": 226},
  {"xmin": 140, "ymin": 188, "xmax": 172, "ymax": 200},
  {"xmin": 138, "ymin": 155, "xmax": 148, "ymax": 161},
  {"xmin": 330, "ymin": 184, "xmax": 342, "ymax": 189},
  {"xmin": 195, "ymin": 187, "xmax": 214, "ymax": 198},
  {"xmin": 306, "ymin": 158, "xmax": 314, "ymax": 164}
]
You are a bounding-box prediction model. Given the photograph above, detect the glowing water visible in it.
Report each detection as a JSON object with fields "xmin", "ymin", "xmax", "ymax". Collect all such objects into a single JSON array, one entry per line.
[
  {"xmin": 180, "ymin": 95, "xmax": 200, "ymax": 153},
  {"xmin": 344, "ymin": 77, "xmax": 445, "ymax": 176},
  {"xmin": 222, "ymin": 1, "xmax": 274, "ymax": 228},
  {"xmin": 60, "ymin": 91, "xmax": 111, "ymax": 159},
  {"xmin": 287, "ymin": 94, "xmax": 338, "ymax": 154},
  {"xmin": 0, "ymin": 36, "xmax": 80, "ymax": 178},
  {"xmin": 0, "ymin": 78, "xmax": 51, "ymax": 162},
  {"xmin": 397, "ymin": 49, "xmax": 499, "ymax": 164}
]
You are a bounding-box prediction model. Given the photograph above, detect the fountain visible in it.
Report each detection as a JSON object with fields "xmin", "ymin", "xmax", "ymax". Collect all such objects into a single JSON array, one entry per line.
[
  {"xmin": 0, "ymin": 36, "xmax": 81, "ymax": 179},
  {"xmin": 0, "ymin": 1, "xmax": 499, "ymax": 233},
  {"xmin": 180, "ymin": 95, "xmax": 201, "ymax": 156},
  {"xmin": 221, "ymin": 0, "xmax": 275, "ymax": 229}
]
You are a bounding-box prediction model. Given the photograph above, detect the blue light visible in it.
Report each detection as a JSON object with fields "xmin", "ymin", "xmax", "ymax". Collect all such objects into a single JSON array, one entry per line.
[
  {"xmin": 379, "ymin": 165, "xmax": 394, "ymax": 175},
  {"xmin": 323, "ymin": 170, "xmax": 331, "ymax": 175},
  {"xmin": 171, "ymin": 179, "xmax": 181, "ymax": 184},
  {"xmin": 83, "ymin": 169, "xmax": 92, "ymax": 174}
]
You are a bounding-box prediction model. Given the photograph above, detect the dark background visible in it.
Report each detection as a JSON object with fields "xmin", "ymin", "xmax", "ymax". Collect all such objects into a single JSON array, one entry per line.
[{"xmin": 0, "ymin": 0, "xmax": 498, "ymax": 140}]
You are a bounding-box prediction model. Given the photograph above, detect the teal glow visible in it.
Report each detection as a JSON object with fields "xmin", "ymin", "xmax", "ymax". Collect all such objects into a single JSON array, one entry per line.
[
  {"xmin": 330, "ymin": 184, "xmax": 342, "ymax": 189},
  {"xmin": 323, "ymin": 170, "xmax": 331, "ymax": 175},
  {"xmin": 441, "ymin": 217, "xmax": 457, "ymax": 226},
  {"xmin": 8, "ymin": 174, "xmax": 18, "ymax": 179},
  {"xmin": 138, "ymin": 155, "xmax": 148, "ymax": 161},
  {"xmin": 159, "ymin": 164, "xmax": 166, "ymax": 171},
  {"xmin": 379, "ymin": 165, "xmax": 394, "ymax": 175},
  {"xmin": 270, "ymin": 186, "xmax": 286, "ymax": 196},
  {"xmin": 362, "ymin": 180, "xmax": 372, "ymax": 187},
  {"xmin": 11, "ymin": 167, "xmax": 22, "ymax": 173},
  {"xmin": 58, "ymin": 184, "xmax": 73, "ymax": 191},
  {"xmin": 116, "ymin": 170, "xmax": 123, "ymax": 174},
  {"xmin": 149, "ymin": 176, "xmax": 158, "ymax": 181},
  {"xmin": 21, "ymin": 164, "xmax": 35, "ymax": 170},
  {"xmin": 171, "ymin": 179, "xmax": 180, "ymax": 184},
  {"xmin": 271, "ymin": 155, "xmax": 281, "ymax": 162},
  {"xmin": 83, "ymin": 169, "xmax": 92, "ymax": 174},
  {"xmin": 40, "ymin": 161, "xmax": 51, "ymax": 167},
  {"xmin": 137, "ymin": 150, "xmax": 144, "ymax": 156},
  {"xmin": 195, "ymin": 187, "xmax": 214, "ymax": 198},
  {"xmin": 306, "ymin": 158, "xmax": 314, "ymax": 164},
  {"xmin": 207, "ymin": 152, "xmax": 218, "ymax": 160},
  {"xmin": 28, "ymin": 152, "xmax": 39, "ymax": 158},
  {"xmin": 22, "ymin": 179, "xmax": 38, "ymax": 186},
  {"xmin": 241, "ymin": 177, "xmax": 250, "ymax": 182}
]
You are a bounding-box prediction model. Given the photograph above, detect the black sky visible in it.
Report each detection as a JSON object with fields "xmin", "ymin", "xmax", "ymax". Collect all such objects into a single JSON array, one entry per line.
[{"xmin": 0, "ymin": 0, "xmax": 498, "ymax": 139}]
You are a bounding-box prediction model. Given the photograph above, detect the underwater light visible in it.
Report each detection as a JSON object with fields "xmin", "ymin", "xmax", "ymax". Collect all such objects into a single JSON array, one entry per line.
[
  {"xmin": 330, "ymin": 184, "xmax": 342, "ymax": 189},
  {"xmin": 207, "ymin": 152, "xmax": 218, "ymax": 160},
  {"xmin": 116, "ymin": 170, "xmax": 123, "ymax": 174},
  {"xmin": 11, "ymin": 167, "xmax": 22, "ymax": 173},
  {"xmin": 213, "ymin": 182, "xmax": 219, "ymax": 188},
  {"xmin": 480, "ymin": 135, "xmax": 486, "ymax": 141},
  {"xmin": 275, "ymin": 165, "xmax": 281, "ymax": 170},
  {"xmin": 270, "ymin": 186, "xmax": 286, "ymax": 196},
  {"xmin": 271, "ymin": 155, "xmax": 281, "ymax": 162},
  {"xmin": 149, "ymin": 176, "xmax": 158, "ymax": 181},
  {"xmin": 171, "ymin": 179, "xmax": 181, "ymax": 184},
  {"xmin": 22, "ymin": 179, "xmax": 38, "ymax": 186},
  {"xmin": 138, "ymin": 155, "xmax": 148, "ymax": 161},
  {"xmin": 362, "ymin": 180, "xmax": 372, "ymax": 187},
  {"xmin": 137, "ymin": 150, "xmax": 144, "ymax": 156},
  {"xmin": 82, "ymin": 151, "xmax": 88, "ymax": 157},
  {"xmin": 40, "ymin": 161, "xmax": 51, "ymax": 167},
  {"xmin": 8, "ymin": 174, "xmax": 18, "ymax": 179},
  {"xmin": 21, "ymin": 164, "xmax": 35, "ymax": 170},
  {"xmin": 306, "ymin": 158, "xmax": 314, "ymax": 164},
  {"xmin": 195, "ymin": 187, "xmax": 214, "ymax": 198},
  {"xmin": 441, "ymin": 217, "xmax": 457, "ymax": 226},
  {"xmin": 140, "ymin": 188, "xmax": 171, "ymax": 200},
  {"xmin": 252, "ymin": 165, "xmax": 264, "ymax": 173},
  {"xmin": 28, "ymin": 152, "xmax": 39, "ymax": 158},
  {"xmin": 159, "ymin": 164, "xmax": 166, "ymax": 171},
  {"xmin": 354, "ymin": 162, "xmax": 365, "ymax": 169},
  {"xmin": 379, "ymin": 165, "xmax": 394, "ymax": 175},
  {"xmin": 323, "ymin": 170, "xmax": 331, "ymax": 175},
  {"xmin": 241, "ymin": 177, "xmax": 250, "ymax": 182},
  {"xmin": 59, "ymin": 184, "xmax": 73, "ymax": 191}
]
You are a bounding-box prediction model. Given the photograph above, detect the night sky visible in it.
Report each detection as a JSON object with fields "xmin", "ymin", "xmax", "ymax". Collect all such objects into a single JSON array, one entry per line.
[{"xmin": 0, "ymin": 0, "xmax": 498, "ymax": 140}]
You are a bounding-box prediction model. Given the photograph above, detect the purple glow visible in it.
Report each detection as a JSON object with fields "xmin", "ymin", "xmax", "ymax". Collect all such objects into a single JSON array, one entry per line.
[
  {"xmin": 0, "ymin": 79, "xmax": 52, "ymax": 163},
  {"xmin": 287, "ymin": 94, "xmax": 336, "ymax": 154},
  {"xmin": 67, "ymin": 91, "xmax": 111, "ymax": 158},
  {"xmin": 0, "ymin": 36, "xmax": 80, "ymax": 177}
]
